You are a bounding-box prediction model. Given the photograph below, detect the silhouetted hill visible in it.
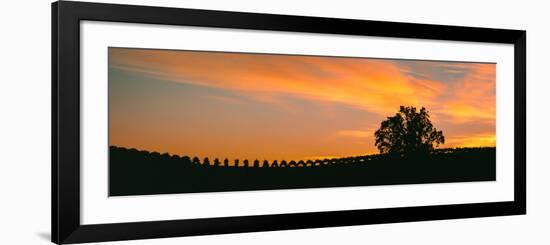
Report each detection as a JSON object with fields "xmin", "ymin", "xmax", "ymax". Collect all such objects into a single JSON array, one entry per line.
[{"xmin": 109, "ymin": 146, "xmax": 496, "ymax": 196}]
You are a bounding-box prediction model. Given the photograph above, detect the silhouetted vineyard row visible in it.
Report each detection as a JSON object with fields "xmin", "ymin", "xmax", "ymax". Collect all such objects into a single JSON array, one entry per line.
[
  {"xmin": 109, "ymin": 146, "xmax": 496, "ymax": 196},
  {"xmin": 109, "ymin": 145, "xmax": 494, "ymax": 168}
]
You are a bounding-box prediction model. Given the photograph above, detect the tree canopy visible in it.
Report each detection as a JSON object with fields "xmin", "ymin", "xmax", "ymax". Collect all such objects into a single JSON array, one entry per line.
[{"xmin": 374, "ymin": 106, "xmax": 444, "ymax": 155}]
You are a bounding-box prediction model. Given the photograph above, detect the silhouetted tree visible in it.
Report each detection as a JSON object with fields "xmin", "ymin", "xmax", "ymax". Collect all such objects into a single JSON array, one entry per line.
[
  {"xmin": 262, "ymin": 160, "xmax": 270, "ymax": 168},
  {"xmin": 161, "ymin": 153, "xmax": 171, "ymax": 159},
  {"xmin": 297, "ymin": 160, "xmax": 305, "ymax": 167},
  {"xmin": 289, "ymin": 160, "xmax": 297, "ymax": 167},
  {"xmin": 182, "ymin": 156, "xmax": 191, "ymax": 165},
  {"xmin": 314, "ymin": 159, "xmax": 322, "ymax": 167},
  {"xmin": 223, "ymin": 158, "xmax": 229, "ymax": 167},
  {"xmin": 280, "ymin": 160, "xmax": 288, "ymax": 167},
  {"xmin": 234, "ymin": 159, "xmax": 239, "ymax": 167},
  {"xmin": 243, "ymin": 159, "xmax": 249, "ymax": 168},
  {"xmin": 203, "ymin": 157, "xmax": 210, "ymax": 167},
  {"xmin": 375, "ymin": 106, "xmax": 444, "ymax": 155},
  {"xmin": 306, "ymin": 160, "xmax": 314, "ymax": 167},
  {"xmin": 138, "ymin": 150, "xmax": 148, "ymax": 158},
  {"xmin": 150, "ymin": 152, "xmax": 161, "ymax": 159},
  {"xmin": 271, "ymin": 160, "xmax": 279, "ymax": 168},
  {"xmin": 253, "ymin": 159, "xmax": 260, "ymax": 168},
  {"xmin": 213, "ymin": 158, "xmax": 220, "ymax": 167},
  {"xmin": 192, "ymin": 156, "xmax": 200, "ymax": 165}
]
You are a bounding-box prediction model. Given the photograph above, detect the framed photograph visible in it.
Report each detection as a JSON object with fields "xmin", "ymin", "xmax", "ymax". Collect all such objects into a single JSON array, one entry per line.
[{"xmin": 52, "ymin": 1, "xmax": 526, "ymax": 244}]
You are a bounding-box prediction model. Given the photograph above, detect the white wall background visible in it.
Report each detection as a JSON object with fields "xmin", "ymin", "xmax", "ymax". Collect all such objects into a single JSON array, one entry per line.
[{"xmin": 0, "ymin": 0, "xmax": 548, "ymax": 244}]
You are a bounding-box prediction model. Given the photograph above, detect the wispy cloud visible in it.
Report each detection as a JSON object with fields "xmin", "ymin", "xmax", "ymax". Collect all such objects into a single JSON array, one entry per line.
[
  {"xmin": 436, "ymin": 64, "xmax": 496, "ymax": 123},
  {"xmin": 109, "ymin": 48, "xmax": 496, "ymax": 159},
  {"xmin": 109, "ymin": 49, "xmax": 452, "ymax": 116}
]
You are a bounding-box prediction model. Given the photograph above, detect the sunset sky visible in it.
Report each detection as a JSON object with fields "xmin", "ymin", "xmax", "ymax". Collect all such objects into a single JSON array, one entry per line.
[{"xmin": 108, "ymin": 47, "xmax": 496, "ymax": 162}]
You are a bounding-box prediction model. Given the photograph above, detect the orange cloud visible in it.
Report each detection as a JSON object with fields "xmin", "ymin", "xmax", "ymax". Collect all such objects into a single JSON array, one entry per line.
[
  {"xmin": 435, "ymin": 63, "xmax": 496, "ymax": 123},
  {"xmin": 108, "ymin": 48, "xmax": 496, "ymax": 159},
  {"xmin": 109, "ymin": 48, "xmax": 448, "ymax": 116}
]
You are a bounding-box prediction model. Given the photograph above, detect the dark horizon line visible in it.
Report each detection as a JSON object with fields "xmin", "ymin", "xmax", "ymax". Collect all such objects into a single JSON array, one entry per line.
[{"xmin": 109, "ymin": 144, "xmax": 497, "ymax": 162}]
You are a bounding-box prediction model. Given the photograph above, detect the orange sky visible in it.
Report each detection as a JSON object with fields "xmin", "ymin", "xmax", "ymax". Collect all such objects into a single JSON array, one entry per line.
[{"xmin": 108, "ymin": 47, "xmax": 496, "ymax": 162}]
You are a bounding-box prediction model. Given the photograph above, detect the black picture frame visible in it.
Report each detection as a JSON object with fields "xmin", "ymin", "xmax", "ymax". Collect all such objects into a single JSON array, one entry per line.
[{"xmin": 52, "ymin": 1, "xmax": 526, "ymax": 244}]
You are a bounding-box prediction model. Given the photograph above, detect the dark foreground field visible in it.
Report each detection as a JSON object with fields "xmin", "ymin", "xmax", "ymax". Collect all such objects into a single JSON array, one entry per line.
[{"xmin": 109, "ymin": 146, "xmax": 496, "ymax": 196}]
